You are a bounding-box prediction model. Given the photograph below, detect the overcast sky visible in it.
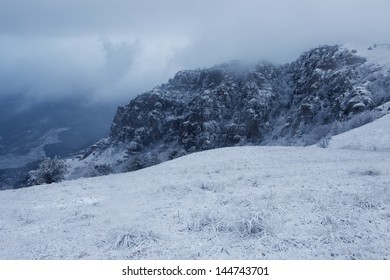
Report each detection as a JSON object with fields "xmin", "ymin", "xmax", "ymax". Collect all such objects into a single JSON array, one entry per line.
[{"xmin": 1, "ymin": 0, "xmax": 390, "ymax": 103}]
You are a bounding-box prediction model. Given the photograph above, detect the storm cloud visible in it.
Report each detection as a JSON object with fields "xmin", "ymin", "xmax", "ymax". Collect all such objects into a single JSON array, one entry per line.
[{"xmin": 1, "ymin": 0, "xmax": 390, "ymax": 103}]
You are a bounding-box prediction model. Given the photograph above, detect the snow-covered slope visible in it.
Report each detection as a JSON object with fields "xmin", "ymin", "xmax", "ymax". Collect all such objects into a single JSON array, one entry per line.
[
  {"xmin": 329, "ymin": 113, "xmax": 390, "ymax": 151},
  {"xmin": 64, "ymin": 44, "xmax": 390, "ymax": 180},
  {"xmin": 0, "ymin": 128, "xmax": 69, "ymax": 170},
  {"xmin": 2, "ymin": 46, "xmax": 390, "ymax": 259},
  {"xmin": 1, "ymin": 142, "xmax": 389, "ymax": 259},
  {"xmin": 342, "ymin": 43, "xmax": 390, "ymax": 72}
]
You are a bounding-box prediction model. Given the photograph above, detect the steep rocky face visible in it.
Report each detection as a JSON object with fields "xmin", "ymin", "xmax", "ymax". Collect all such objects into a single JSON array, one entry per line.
[
  {"xmin": 69, "ymin": 45, "xmax": 390, "ymax": 178},
  {"xmin": 275, "ymin": 46, "xmax": 370, "ymax": 141},
  {"xmin": 110, "ymin": 62, "xmax": 281, "ymax": 150}
]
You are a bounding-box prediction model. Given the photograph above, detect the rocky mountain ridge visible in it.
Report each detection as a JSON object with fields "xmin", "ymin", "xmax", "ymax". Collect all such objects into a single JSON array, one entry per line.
[{"xmin": 66, "ymin": 44, "xmax": 390, "ymax": 179}]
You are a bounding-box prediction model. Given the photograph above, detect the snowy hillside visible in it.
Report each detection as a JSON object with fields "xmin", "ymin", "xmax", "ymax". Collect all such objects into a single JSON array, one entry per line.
[
  {"xmin": 1, "ymin": 114, "xmax": 390, "ymax": 259},
  {"xmin": 329, "ymin": 112, "xmax": 390, "ymax": 151},
  {"xmin": 0, "ymin": 96, "xmax": 115, "ymax": 189},
  {"xmin": 0, "ymin": 128, "xmax": 69, "ymax": 170},
  {"xmin": 342, "ymin": 43, "xmax": 390, "ymax": 71},
  {"xmin": 62, "ymin": 44, "xmax": 390, "ymax": 181}
]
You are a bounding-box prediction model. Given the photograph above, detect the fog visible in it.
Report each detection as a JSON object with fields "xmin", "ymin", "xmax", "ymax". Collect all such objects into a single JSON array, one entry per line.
[{"xmin": 1, "ymin": 0, "xmax": 390, "ymax": 103}]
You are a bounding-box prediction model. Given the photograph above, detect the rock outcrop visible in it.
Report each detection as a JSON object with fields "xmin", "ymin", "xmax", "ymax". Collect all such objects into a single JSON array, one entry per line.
[{"xmin": 67, "ymin": 44, "xmax": 390, "ymax": 178}]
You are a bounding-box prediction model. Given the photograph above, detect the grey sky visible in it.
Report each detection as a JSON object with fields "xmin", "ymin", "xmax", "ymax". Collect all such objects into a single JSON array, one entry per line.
[{"xmin": 1, "ymin": 0, "xmax": 390, "ymax": 102}]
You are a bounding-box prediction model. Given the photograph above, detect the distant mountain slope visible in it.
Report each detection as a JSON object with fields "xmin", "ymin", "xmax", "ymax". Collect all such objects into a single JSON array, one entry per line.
[
  {"xmin": 1, "ymin": 142, "xmax": 389, "ymax": 259},
  {"xmin": 0, "ymin": 96, "xmax": 116, "ymax": 189},
  {"xmin": 66, "ymin": 44, "xmax": 390, "ymax": 179}
]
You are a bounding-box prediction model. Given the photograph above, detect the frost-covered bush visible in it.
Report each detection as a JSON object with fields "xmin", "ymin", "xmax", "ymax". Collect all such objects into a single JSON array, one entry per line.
[
  {"xmin": 359, "ymin": 169, "xmax": 381, "ymax": 176},
  {"xmin": 124, "ymin": 151, "xmax": 162, "ymax": 172},
  {"xmin": 168, "ymin": 148, "xmax": 187, "ymax": 160},
  {"xmin": 187, "ymin": 211, "xmax": 225, "ymax": 232},
  {"xmin": 348, "ymin": 110, "xmax": 378, "ymax": 130},
  {"xmin": 126, "ymin": 156, "xmax": 145, "ymax": 171},
  {"xmin": 317, "ymin": 136, "xmax": 331, "ymax": 148},
  {"xmin": 237, "ymin": 212, "xmax": 266, "ymax": 237},
  {"xmin": 91, "ymin": 164, "xmax": 113, "ymax": 177},
  {"xmin": 27, "ymin": 156, "xmax": 68, "ymax": 186},
  {"xmin": 112, "ymin": 229, "xmax": 158, "ymax": 250},
  {"xmin": 330, "ymin": 110, "xmax": 378, "ymax": 136}
]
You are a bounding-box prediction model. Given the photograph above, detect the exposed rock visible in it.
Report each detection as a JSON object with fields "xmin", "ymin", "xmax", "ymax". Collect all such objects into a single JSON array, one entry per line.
[{"xmin": 67, "ymin": 45, "xmax": 390, "ymax": 178}]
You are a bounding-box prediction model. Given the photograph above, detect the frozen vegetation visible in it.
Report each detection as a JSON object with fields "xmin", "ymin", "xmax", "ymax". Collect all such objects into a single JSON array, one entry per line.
[
  {"xmin": 64, "ymin": 44, "xmax": 390, "ymax": 179},
  {"xmin": 0, "ymin": 114, "xmax": 389, "ymax": 259}
]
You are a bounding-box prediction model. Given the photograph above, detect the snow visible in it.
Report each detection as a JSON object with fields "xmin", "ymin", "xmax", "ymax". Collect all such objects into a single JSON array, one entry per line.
[
  {"xmin": 0, "ymin": 128, "xmax": 69, "ymax": 170},
  {"xmin": 0, "ymin": 146, "xmax": 46, "ymax": 170},
  {"xmin": 342, "ymin": 43, "xmax": 390, "ymax": 72},
  {"xmin": 65, "ymin": 140, "xmax": 132, "ymax": 179},
  {"xmin": 377, "ymin": 101, "xmax": 390, "ymax": 117},
  {"xmin": 329, "ymin": 113, "xmax": 390, "ymax": 152},
  {"xmin": 0, "ymin": 116, "xmax": 390, "ymax": 260}
]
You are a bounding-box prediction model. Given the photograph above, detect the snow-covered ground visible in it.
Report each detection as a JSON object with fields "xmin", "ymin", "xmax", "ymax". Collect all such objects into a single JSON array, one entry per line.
[
  {"xmin": 342, "ymin": 43, "xmax": 390, "ymax": 72},
  {"xmin": 329, "ymin": 113, "xmax": 390, "ymax": 152},
  {"xmin": 0, "ymin": 116, "xmax": 390, "ymax": 260}
]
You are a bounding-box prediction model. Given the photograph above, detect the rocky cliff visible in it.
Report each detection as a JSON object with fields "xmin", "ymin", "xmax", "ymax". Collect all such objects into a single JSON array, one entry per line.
[{"xmin": 67, "ymin": 44, "xmax": 390, "ymax": 178}]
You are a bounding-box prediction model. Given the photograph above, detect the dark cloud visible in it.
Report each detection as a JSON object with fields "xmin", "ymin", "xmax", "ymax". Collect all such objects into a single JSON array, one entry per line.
[{"xmin": 1, "ymin": 0, "xmax": 390, "ymax": 102}]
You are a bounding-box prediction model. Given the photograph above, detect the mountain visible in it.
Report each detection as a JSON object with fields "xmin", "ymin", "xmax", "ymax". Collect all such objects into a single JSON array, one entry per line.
[
  {"xmin": 66, "ymin": 44, "xmax": 390, "ymax": 179},
  {"xmin": 0, "ymin": 96, "xmax": 116, "ymax": 189},
  {"xmin": 1, "ymin": 113, "xmax": 389, "ymax": 259}
]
